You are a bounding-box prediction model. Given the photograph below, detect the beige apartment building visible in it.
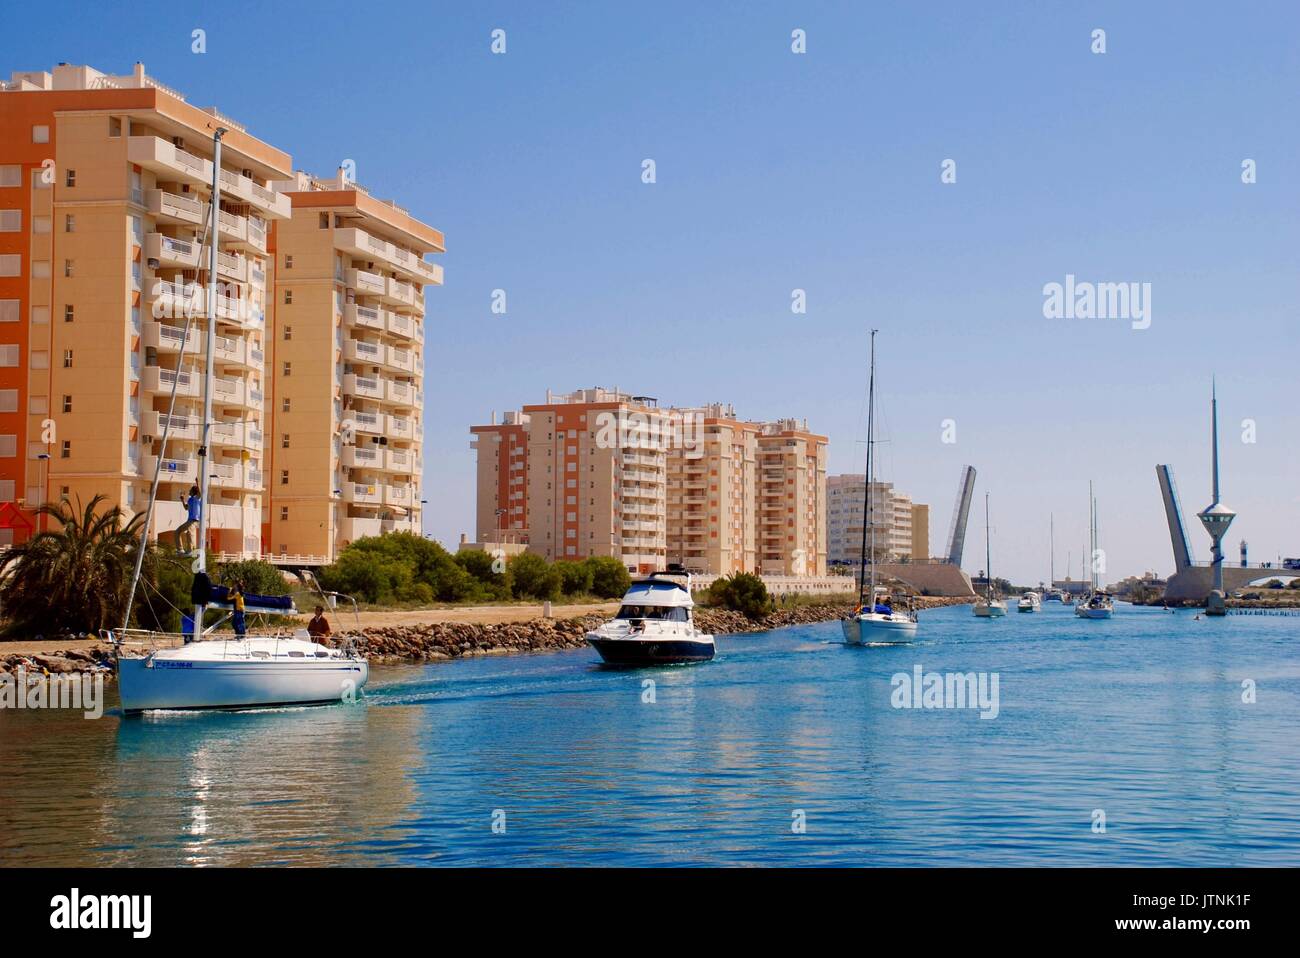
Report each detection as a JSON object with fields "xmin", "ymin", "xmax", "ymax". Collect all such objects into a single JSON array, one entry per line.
[
  {"xmin": 471, "ymin": 391, "xmax": 827, "ymax": 577},
  {"xmin": 0, "ymin": 63, "xmax": 291, "ymax": 552},
  {"xmin": 826, "ymin": 474, "xmax": 930, "ymax": 567},
  {"xmin": 665, "ymin": 403, "xmax": 759, "ymax": 575},
  {"xmin": 264, "ymin": 171, "xmax": 441, "ymax": 559}
]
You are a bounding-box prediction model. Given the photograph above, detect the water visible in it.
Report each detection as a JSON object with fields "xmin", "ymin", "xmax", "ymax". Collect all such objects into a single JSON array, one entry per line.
[{"xmin": 2, "ymin": 603, "xmax": 1298, "ymax": 866}]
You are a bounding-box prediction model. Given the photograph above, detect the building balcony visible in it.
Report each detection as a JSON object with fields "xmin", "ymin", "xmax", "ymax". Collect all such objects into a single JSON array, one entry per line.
[
  {"xmin": 345, "ymin": 268, "xmax": 387, "ymax": 299},
  {"xmin": 218, "ymin": 167, "xmax": 291, "ymax": 219},
  {"xmin": 342, "ymin": 482, "xmax": 384, "ymax": 506},
  {"xmin": 384, "ymin": 484, "xmax": 413, "ymax": 508},
  {"xmin": 334, "ymin": 227, "xmax": 443, "ymax": 287},
  {"xmin": 384, "ymin": 447, "xmax": 416, "ymax": 474},
  {"xmin": 215, "ymin": 250, "xmax": 247, "ymax": 283},
  {"xmin": 343, "ymin": 373, "xmax": 385, "ymax": 401},
  {"xmin": 386, "ymin": 310, "xmax": 418, "ymax": 341},
  {"xmin": 141, "ymin": 365, "xmax": 200, "ymax": 398},
  {"xmin": 216, "ymin": 208, "xmax": 248, "ymax": 245},
  {"xmin": 143, "ymin": 320, "xmax": 201, "ymax": 354},
  {"xmin": 385, "ymin": 345, "xmax": 414, "ymax": 373},
  {"xmin": 146, "ymin": 232, "xmax": 201, "ymax": 269},
  {"xmin": 342, "ymin": 338, "xmax": 385, "ymax": 366},
  {"xmin": 387, "ymin": 415, "xmax": 413, "ymax": 440},
  {"xmin": 351, "ymin": 410, "xmax": 386, "ymax": 436},
  {"xmin": 209, "ymin": 460, "xmax": 243, "ymax": 490},
  {"xmin": 213, "ymin": 333, "xmax": 249, "ymax": 367},
  {"xmin": 385, "ymin": 379, "xmax": 416, "ymax": 409},
  {"xmin": 243, "ymin": 217, "xmax": 268, "ymax": 255},
  {"xmin": 210, "ymin": 376, "xmax": 258, "ymax": 409},
  {"xmin": 142, "ymin": 454, "xmax": 197, "ymax": 483},
  {"xmin": 144, "ymin": 189, "xmax": 206, "ymax": 227},
  {"xmin": 128, "ymin": 136, "xmax": 212, "ymax": 188},
  {"xmin": 141, "ymin": 410, "xmax": 198, "ymax": 443},
  {"xmin": 343, "ymin": 302, "xmax": 388, "ymax": 332},
  {"xmin": 342, "ymin": 445, "xmax": 385, "ymax": 470},
  {"xmin": 383, "ymin": 278, "xmax": 417, "ymax": 309}
]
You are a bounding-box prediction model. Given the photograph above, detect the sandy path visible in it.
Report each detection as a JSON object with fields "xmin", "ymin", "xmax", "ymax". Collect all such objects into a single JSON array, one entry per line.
[{"xmin": 1, "ymin": 601, "xmax": 621, "ymax": 656}]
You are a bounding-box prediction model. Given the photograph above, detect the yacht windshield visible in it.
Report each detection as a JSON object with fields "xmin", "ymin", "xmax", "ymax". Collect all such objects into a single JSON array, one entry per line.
[{"xmin": 615, "ymin": 605, "xmax": 689, "ymax": 621}]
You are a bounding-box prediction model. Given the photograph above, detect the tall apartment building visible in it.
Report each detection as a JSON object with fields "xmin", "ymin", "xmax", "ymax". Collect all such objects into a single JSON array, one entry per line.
[
  {"xmin": 264, "ymin": 171, "xmax": 441, "ymax": 559},
  {"xmin": 665, "ymin": 403, "xmax": 758, "ymax": 575},
  {"xmin": 471, "ymin": 391, "xmax": 826, "ymax": 577},
  {"xmin": 0, "ymin": 63, "xmax": 291, "ymax": 551},
  {"xmin": 826, "ymin": 474, "xmax": 930, "ymax": 566},
  {"xmin": 756, "ymin": 419, "xmax": 828, "ymax": 576}
]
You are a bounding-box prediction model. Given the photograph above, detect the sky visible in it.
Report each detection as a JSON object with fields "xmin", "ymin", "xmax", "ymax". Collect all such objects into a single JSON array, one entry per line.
[{"xmin": 4, "ymin": 1, "xmax": 1297, "ymax": 585}]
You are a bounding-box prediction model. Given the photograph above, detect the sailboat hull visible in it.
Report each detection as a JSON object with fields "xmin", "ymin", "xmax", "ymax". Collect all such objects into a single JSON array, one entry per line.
[
  {"xmin": 973, "ymin": 601, "xmax": 1007, "ymax": 617},
  {"xmin": 117, "ymin": 638, "xmax": 368, "ymax": 714},
  {"xmin": 842, "ymin": 613, "xmax": 917, "ymax": 644}
]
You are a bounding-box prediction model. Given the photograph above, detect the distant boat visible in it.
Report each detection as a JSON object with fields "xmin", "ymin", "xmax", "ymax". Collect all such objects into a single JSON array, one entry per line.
[
  {"xmin": 1017, "ymin": 592, "xmax": 1042, "ymax": 613},
  {"xmin": 843, "ymin": 330, "xmax": 918, "ymax": 644},
  {"xmin": 586, "ymin": 567, "xmax": 715, "ymax": 664},
  {"xmin": 973, "ymin": 493, "xmax": 1008, "ymax": 617},
  {"xmin": 1076, "ymin": 481, "xmax": 1114, "ymax": 619}
]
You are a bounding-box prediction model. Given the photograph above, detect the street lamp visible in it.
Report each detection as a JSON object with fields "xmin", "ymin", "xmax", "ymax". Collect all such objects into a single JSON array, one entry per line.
[{"xmin": 1196, "ymin": 380, "xmax": 1235, "ymax": 616}]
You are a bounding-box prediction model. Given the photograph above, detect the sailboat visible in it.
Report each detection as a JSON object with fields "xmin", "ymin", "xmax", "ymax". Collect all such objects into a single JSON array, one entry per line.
[
  {"xmin": 1044, "ymin": 514, "xmax": 1063, "ymax": 601},
  {"xmin": 1075, "ymin": 481, "xmax": 1115, "ymax": 619},
  {"xmin": 973, "ymin": 493, "xmax": 1008, "ymax": 617},
  {"xmin": 113, "ymin": 127, "xmax": 368, "ymax": 713},
  {"xmin": 842, "ymin": 330, "xmax": 918, "ymax": 644}
]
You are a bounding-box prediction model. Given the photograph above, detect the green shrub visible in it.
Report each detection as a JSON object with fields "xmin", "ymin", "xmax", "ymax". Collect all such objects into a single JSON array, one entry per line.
[
  {"xmin": 707, "ymin": 571, "xmax": 773, "ymax": 619},
  {"xmin": 509, "ymin": 552, "xmax": 562, "ymax": 600},
  {"xmin": 585, "ymin": 556, "xmax": 632, "ymax": 598},
  {"xmin": 454, "ymin": 548, "xmax": 512, "ymax": 600},
  {"xmin": 556, "ymin": 560, "xmax": 594, "ymax": 596},
  {"xmin": 215, "ymin": 558, "xmax": 289, "ymax": 596}
]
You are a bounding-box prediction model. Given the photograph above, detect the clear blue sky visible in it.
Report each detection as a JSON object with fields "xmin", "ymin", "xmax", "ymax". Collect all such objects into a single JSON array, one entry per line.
[{"xmin": 5, "ymin": 1, "xmax": 1297, "ymax": 584}]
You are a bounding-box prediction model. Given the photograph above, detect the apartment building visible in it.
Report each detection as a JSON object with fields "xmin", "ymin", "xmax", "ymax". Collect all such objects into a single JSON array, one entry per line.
[
  {"xmin": 0, "ymin": 63, "xmax": 291, "ymax": 551},
  {"xmin": 665, "ymin": 403, "xmax": 759, "ymax": 575},
  {"xmin": 469, "ymin": 409, "xmax": 529, "ymax": 545},
  {"xmin": 756, "ymin": 419, "xmax": 828, "ymax": 577},
  {"xmin": 264, "ymin": 171, "xmax": 441, "ymax": 559},
  {"xmin": 471, "ymin": 392, "xmax": 827, "ymax": 577},
  {"xmin": 826, "ymin": 474, "xmax": 930, "ymax": 566}
]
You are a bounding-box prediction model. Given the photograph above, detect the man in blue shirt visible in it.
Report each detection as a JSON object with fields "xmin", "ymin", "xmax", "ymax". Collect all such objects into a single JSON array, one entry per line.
[{"xmin": 176, "ymin": 485, "xmax": 201, "ymax": 554}]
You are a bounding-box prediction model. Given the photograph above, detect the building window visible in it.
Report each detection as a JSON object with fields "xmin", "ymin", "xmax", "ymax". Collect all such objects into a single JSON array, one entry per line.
[
  {"xmin": 0, "ymin": 254, "xmax": 19, "ymax": 277},
  {"xmin": 283, "ymin": 289, "xmax": 292, "ymax": 305},
  {"xmin": 61, "ymin": 441, "xmax": 71, "ymax": 459},
  {"xmin": 282, "ymin": 361, "xmax": 291, "ymax": 377},
  {"xmin": 281, "ymin": 434, "xmax": 290, "ymax": 449},
  {"xmin": 0, "ymin": 390, "xmax": 16, "ymax": 413},
  {"xmin": 0, "ymin": 210, "xmax": 19, "ymax": 232},
  {"xmin": 64, "ymin": 305, "xmax": 74, "ymax": 323},
  {"xmin": 63, "ymin": 350, "xmax": 73, "ymax": 368},
  {"xmin": 280, "ymin": 470, "xmax": 289, "ymax": 485},
  {"xmin": 32, "ymin": 125, "xmax": 49, "ymax": 144},
  {"xmin": 64, "ymin": 259, "xmax": 73, "ymax": 278},
  {"xmin": 279, "ymin": 506, "xmax": 288, "ymax": 521},
  {"xmin": 283, "ymin": 325, "xmax": 292, "ymax": 341},
  {"xmin": 32, "ymin": 215, "xmax": 50, "ymax": 234},
  {"xmin": 65, "ymin": 169, "xmax": 75, "ymax": 187},
  {"xmin": 319, "ymin": 213, "xmax": 329, "ymax": 229},
  {"xmin": 61, "ymin": 395, "xmax": 71, "ymax": 413},
  {"xmin": 64, "ymin": 214, "xmax": 75, "ymax": 233},
  {"xmin": 30, "ymin": 305, "xmax": 48, "ymax": 325},
  {"xmin": 282, "ymin": 397, "xmax": 290, "ymax": 413},
  {"xmin": 0, "ymin": 345, "xmax": 18, "ymax": 367},
  {"xmin": 0, "ymin": 300, "xmax": 17, "ymax": 323},
  {"xmin": 284, "ymin": 254, "xmax": 292, "ymax": 269},
  {"xmin": 109, "ymin": 117, "xmax": 122, "ymax": 137},
  {"xmin": 0, "ymin": 435, "xmax": 15, "ymax": 457},
  {"xmin": 0, "ymin": 165, "xmax": 20, "ymax": 187}
]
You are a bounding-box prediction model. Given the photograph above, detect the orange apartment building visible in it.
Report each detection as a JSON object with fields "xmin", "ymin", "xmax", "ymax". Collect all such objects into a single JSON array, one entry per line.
[
  {"xmin": 0, "ymin": 63, "xmax": 291, "ymax": 551},
  {"xmin": 264, "ymin": 171, "xmax": 441, "ymax": 559},
  {"xmin": 0, "ymin": 63, "xmax": 442, "ymax": 560},
  {"xmin": 470, "ymin": 391, "xmax": 828, "ymax": 577}
]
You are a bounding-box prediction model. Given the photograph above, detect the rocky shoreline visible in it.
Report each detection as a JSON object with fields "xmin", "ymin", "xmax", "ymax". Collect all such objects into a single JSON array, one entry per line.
[{"xmin": 1, "ymin": 596, "xmax": 976, "ymax": 675}]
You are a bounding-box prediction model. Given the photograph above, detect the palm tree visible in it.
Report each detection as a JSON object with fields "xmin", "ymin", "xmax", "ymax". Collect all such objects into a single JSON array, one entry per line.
[{"xmin": 0, "ymin": 495, "xmax": 163, "ymax": 637}]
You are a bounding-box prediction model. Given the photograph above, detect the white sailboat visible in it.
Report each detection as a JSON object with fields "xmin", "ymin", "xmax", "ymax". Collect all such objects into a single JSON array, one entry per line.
[
  {"xmin": 842, "ymin": 330, "xmax": 918, "ymax": 644},
  {"xmin": 973, "ymin": 493, "xmax": 1008, "ymax": 617},
  {"xmin": 1076, "ymin": 482, "xmax": 1115, "ymax": 619},
  {"xmin": 113, "ymin": 127, "xmax": 368, "ymax": 713}
]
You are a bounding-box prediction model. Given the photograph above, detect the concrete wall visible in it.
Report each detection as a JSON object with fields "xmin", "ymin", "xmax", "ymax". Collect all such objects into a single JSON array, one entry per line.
[{"xmin": 1164, "ymin": 565, "xmax": 1295, "ymax": 602}]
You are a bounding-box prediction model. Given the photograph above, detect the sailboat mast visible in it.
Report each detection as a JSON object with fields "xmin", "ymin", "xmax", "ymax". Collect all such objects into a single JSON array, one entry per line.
[
  {"xmin": 192, "ymin": 127, "xmax": 227, "ymax": 643},
  {"xmin": 985, "ymin": 492, "xmax": 992, "ymax": 600},
  {"xmin": 858, "ymin": 329, "xmax": 878, "ymax": 604},
  {"xmin": 1050, "ymin": 513, "xmax": 1055, "ymax": 588}
]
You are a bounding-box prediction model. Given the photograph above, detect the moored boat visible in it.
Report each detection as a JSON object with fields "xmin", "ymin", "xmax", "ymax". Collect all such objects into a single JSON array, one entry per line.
[{"xmin": 1017, "ymin": 592, "xmax": 1042, "ymax": 613}]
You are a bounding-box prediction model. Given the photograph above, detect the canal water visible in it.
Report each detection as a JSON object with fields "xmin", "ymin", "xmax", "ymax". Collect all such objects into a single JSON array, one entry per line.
[{"xmin": 2, "ymin": 603, "xmax": 1297, "ymax": 866}]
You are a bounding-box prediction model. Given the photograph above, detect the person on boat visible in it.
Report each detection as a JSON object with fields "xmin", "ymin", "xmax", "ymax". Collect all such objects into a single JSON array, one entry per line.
[
  {"xmin": 873, "ymin": 594, "xmax": 893, "ymax": 615},
  {"xmin": 308, "ymin": 605, "xmax": 332, "ymax": 644},
  {"xmin": 176, "ymin": 485, "xmax": 202, "ymax": 554},
  {"xmin": 231, "ymin": 584, "xmax": 247, "ymax": 638}
]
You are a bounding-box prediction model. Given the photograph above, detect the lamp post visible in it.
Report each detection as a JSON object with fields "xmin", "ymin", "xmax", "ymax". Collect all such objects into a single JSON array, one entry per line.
[{"xmin": 1196, "ymin": 380, "xmax": 1235, "ymax": 616}]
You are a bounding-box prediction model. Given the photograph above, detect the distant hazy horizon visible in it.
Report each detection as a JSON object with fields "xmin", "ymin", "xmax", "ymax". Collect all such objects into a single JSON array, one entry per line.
[{"xmin": 6, "ymin": 1, "xmax": 1295, "ymax": 583}]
